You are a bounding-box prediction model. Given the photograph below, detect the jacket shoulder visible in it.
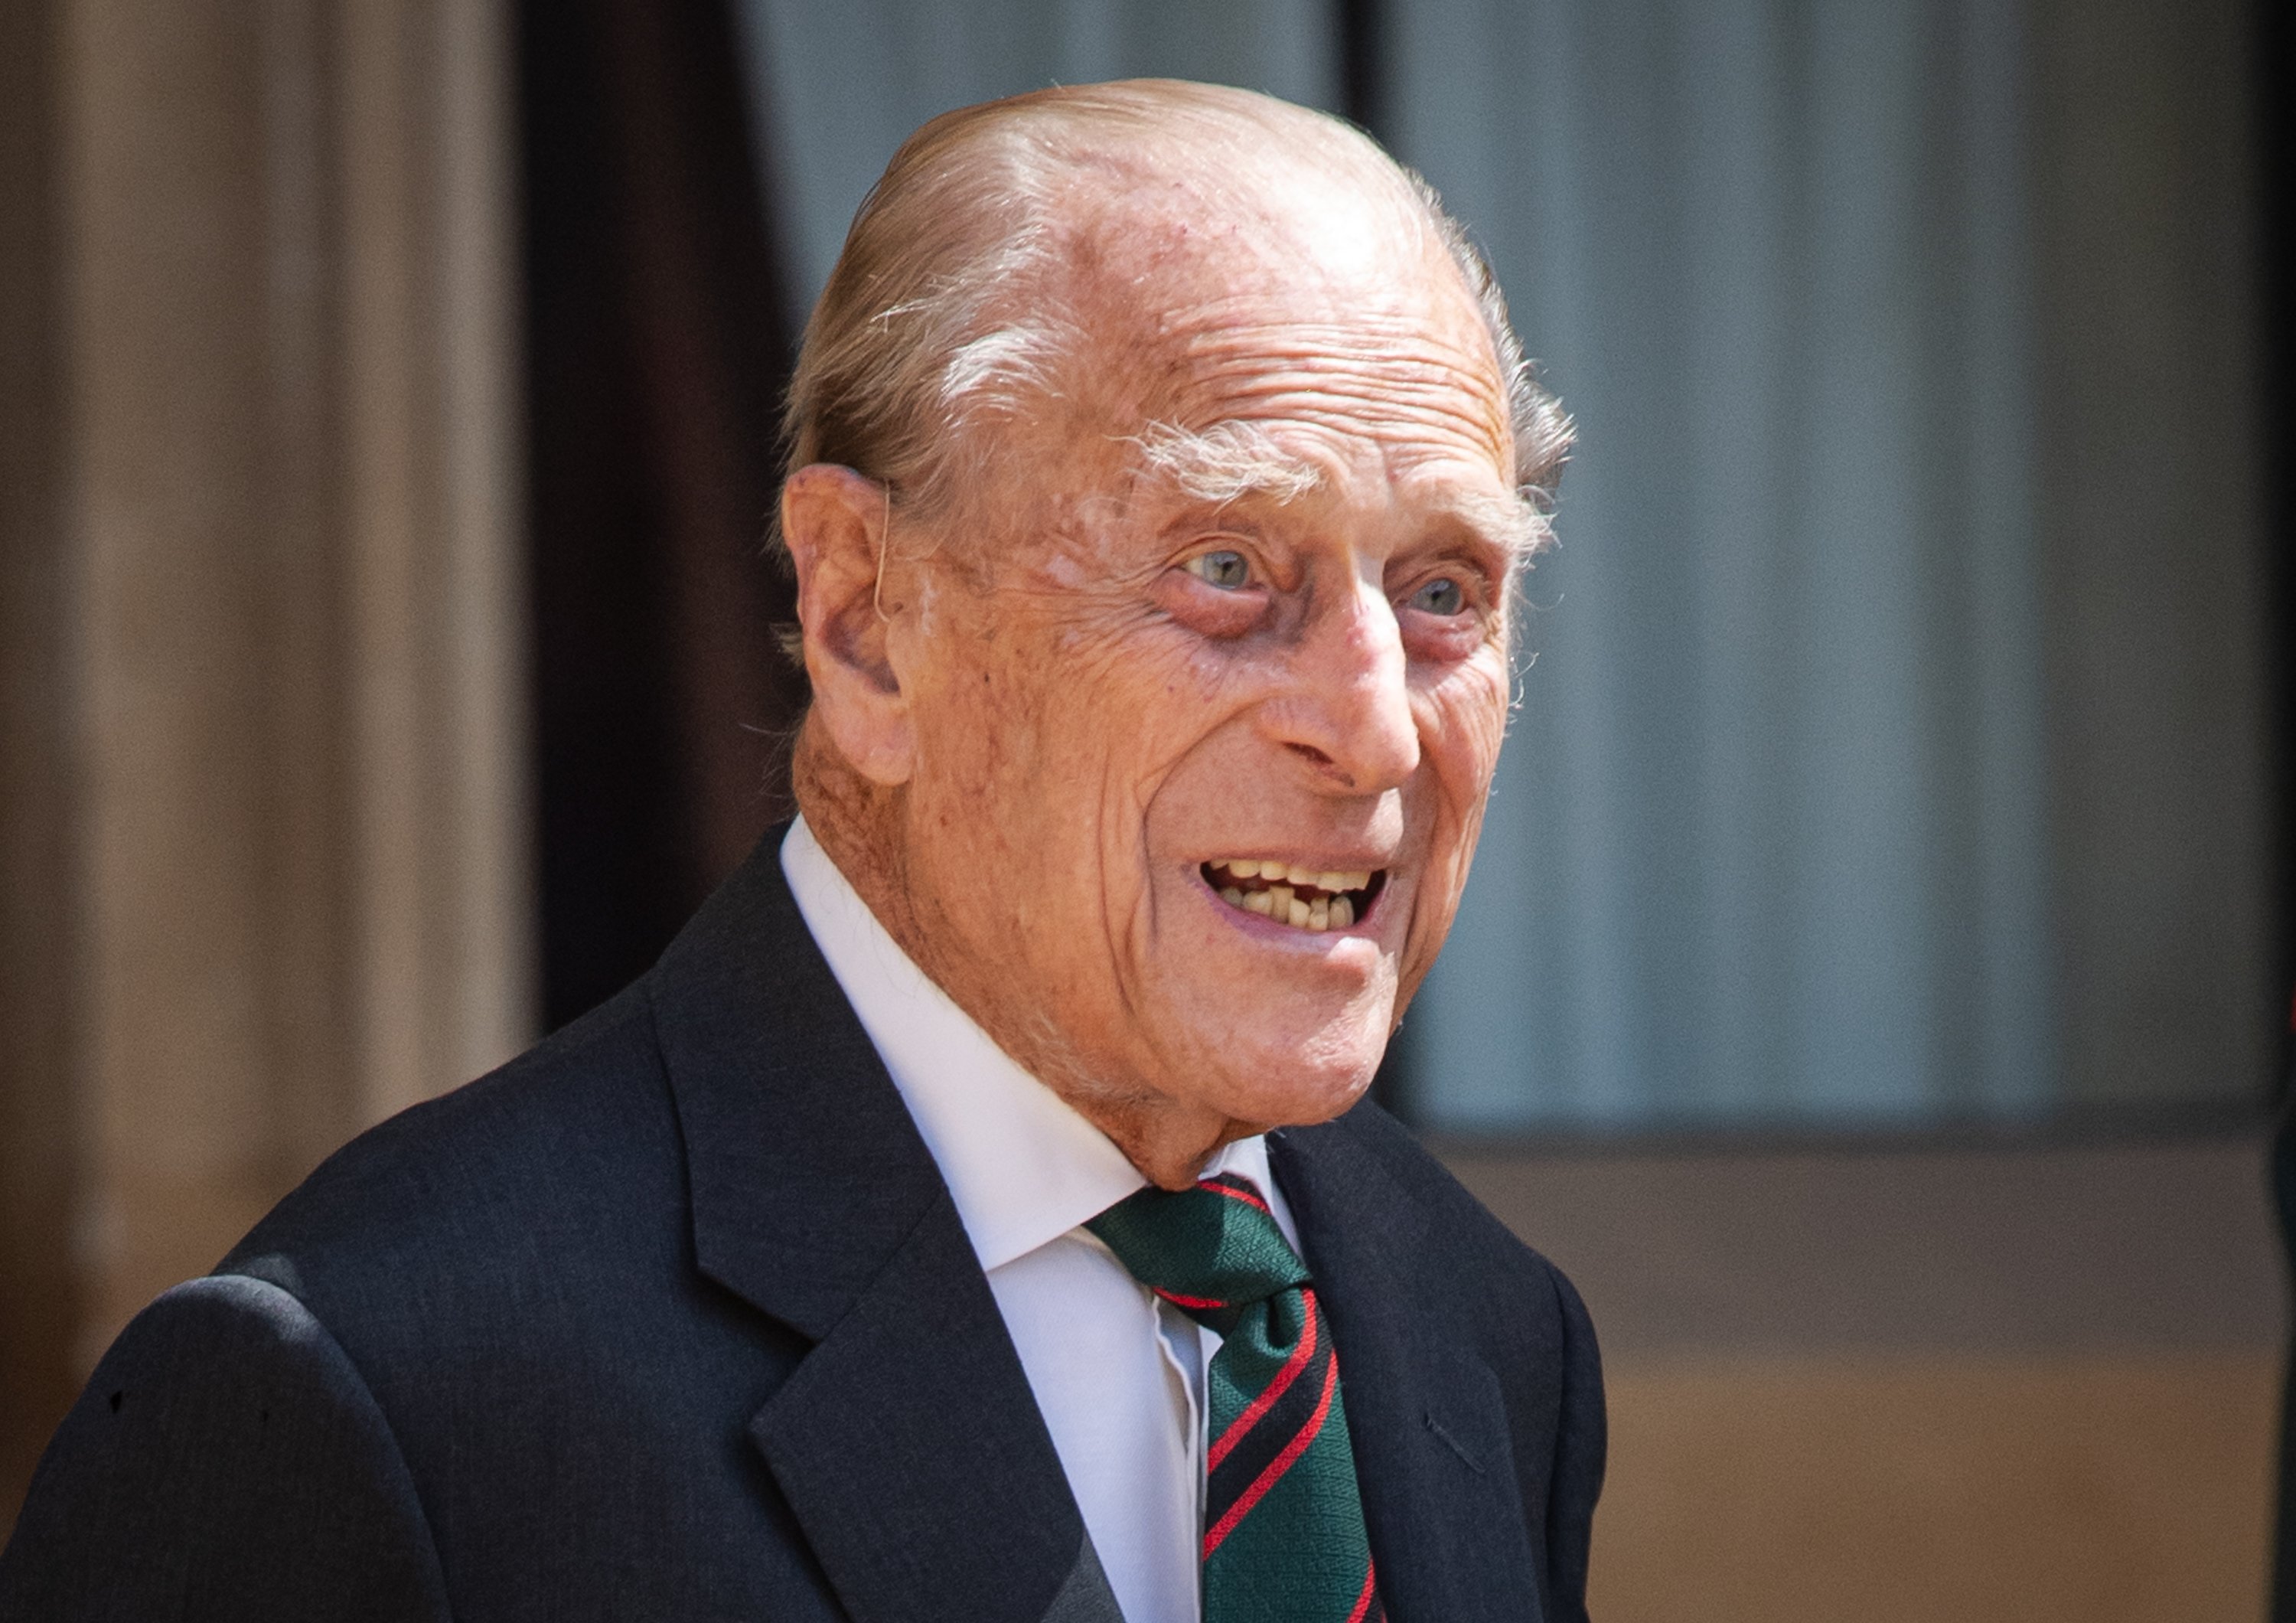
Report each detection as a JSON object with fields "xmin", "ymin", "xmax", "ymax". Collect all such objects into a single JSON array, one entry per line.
[
  {"xmin": 0, "ymin": 1276, "xmax": 449, "ymax": 1622},
  {"xmin": 224, "ymin": 983, "xmax": 673, "ymax": 1273},
  {"xmin": 215, "ymin": 981, "xmax": 707, "ymax": 1385}
]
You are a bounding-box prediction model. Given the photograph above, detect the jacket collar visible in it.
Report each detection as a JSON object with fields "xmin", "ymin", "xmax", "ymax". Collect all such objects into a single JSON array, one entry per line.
[
  {"xmin": 1272, "ymin": 1112, "xmax": 1548, "ymax": 1621},
  {"xmin": 645, "ymin": 828, "xmax": 1119, "ymax": 1623}
]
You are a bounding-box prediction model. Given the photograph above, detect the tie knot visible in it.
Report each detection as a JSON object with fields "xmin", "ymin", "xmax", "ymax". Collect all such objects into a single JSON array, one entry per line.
[{"xmin": 1087, "ymin": 1173, "xmax": 1309, "ymax": 1332}]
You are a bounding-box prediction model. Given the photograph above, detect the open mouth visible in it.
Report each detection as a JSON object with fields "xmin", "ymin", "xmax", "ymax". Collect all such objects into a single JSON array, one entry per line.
[{"xmin": 1199, "ymin": 859, "xmax": 1388, "ymax": 933}]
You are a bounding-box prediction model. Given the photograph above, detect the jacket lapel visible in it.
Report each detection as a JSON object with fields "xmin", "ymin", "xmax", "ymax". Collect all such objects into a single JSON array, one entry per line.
[
  {"xmin": 647, "ymin": 831, "xmax": 1118, "ymax": 1623},
  {"xmin": 1271, "ymin": 1111, "xmax": 1547, "ymax": 1622}
]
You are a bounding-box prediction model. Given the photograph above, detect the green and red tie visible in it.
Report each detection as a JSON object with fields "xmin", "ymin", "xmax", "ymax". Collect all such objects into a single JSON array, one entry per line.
[{"xmin": 1088, "ymin": 1173, "xmax": 1384, "ymax": 1623}]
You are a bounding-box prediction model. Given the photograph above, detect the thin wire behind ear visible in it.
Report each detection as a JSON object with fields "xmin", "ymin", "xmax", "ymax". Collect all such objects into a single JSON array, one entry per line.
[{"xmin": 873, "ymin": 481, "xmax": 892, "ymax": 623}]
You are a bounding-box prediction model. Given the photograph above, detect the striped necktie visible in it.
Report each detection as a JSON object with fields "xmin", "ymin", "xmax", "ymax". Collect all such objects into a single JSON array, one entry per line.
[{"xmin": 1088, "ymin": 1173, "xmax": 1384, "ymax": 1623}]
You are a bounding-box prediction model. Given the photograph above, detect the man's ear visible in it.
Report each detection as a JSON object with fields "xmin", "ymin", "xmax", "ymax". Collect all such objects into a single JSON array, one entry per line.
[{"xmin": 780, "ymin": 463, "xmax": 915, "ymax": 785}]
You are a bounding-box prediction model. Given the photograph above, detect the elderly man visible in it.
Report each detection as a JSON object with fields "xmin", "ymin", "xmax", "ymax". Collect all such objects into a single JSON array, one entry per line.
[{"xmin": 0, "ymin": 82, "xmax": 1601, "ymax": 1623}]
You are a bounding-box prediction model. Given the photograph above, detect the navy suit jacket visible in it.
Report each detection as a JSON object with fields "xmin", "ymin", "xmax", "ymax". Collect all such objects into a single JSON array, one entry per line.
[{"xmin": 0, "ymin": 832, "xmax": 1604, "ymax": 1621}]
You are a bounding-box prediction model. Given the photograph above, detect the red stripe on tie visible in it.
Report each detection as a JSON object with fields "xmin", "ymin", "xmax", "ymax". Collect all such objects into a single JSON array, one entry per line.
[
  {"xmin": 1208, "ymin": 1288, "xmax": 1319, "ymax": 1472},
  {"xmin": 1345, "ymin": 1562, "xmax": 1379, "ymax": 1623},
  {"xmin": 1154, "ymin": 1288, "xmax": 1229, "ymax": 1311},
  {"xmin": 1202, "ymin": 1349, "xmax": 1339, "ymax": 1558},
  {"xmin": 1200, "ymin": 1177, "xmax": 1271, "ymax": 1214}
]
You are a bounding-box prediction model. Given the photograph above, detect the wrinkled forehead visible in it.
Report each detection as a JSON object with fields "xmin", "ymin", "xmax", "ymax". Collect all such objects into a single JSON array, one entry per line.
[{"xmin": 1048, "ymin": 164, "xmax": 1515, "ymax": 482}]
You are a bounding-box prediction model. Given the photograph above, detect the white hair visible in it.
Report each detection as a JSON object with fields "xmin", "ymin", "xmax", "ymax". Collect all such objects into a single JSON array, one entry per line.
[
  {"xmin": 1126, "ymin": 420, "xmax": 1325, "ymax": 506},
  {"xmin": 778, "ymin": 80, "xmax": 1570, "ymax": 555}
]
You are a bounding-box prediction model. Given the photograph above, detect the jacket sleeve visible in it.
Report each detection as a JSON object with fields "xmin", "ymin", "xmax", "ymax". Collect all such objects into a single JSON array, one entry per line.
[
  {"xmin": 0, "ymin": 1273, "xmax": 449, "ymax": 1623},
  {"xmin": 1541, "ymin": 1259, "xmax": 1607, "ymax": 1623}
]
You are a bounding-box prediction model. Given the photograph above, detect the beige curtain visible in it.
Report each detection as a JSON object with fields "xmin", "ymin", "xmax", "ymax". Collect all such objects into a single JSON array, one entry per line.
[{"xmin": 1, "ymin": 0, "xmax": 530, "ymax": 1520}]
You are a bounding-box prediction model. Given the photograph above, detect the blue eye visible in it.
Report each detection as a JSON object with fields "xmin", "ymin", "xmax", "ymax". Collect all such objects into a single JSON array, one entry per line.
[
  {"xmin": 1184, "ymin": 550, "xmax": 1253, "ymax": 590},
  {"xmin": 1410, "ymin": 576, "xmax": 1466, "ymax": 616}
]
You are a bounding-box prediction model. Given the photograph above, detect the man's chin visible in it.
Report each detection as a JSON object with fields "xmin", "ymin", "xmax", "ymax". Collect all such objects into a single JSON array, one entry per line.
[
  {"xmin": 1146, "ymin": 968, "xmax": 1398, "ymax": 1113},
  {"xmin": 1185, "ymin": 1047, "xmax": 1386, "ymax": 1135}
]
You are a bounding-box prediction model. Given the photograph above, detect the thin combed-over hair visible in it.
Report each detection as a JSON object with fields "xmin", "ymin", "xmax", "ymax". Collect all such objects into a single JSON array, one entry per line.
[{"xmin": 776, "ymin": 80, "xmax": 1571, "ymax": 557}]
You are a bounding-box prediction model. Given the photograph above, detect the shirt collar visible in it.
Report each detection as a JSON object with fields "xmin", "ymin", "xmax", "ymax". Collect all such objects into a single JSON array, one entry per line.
[{"xmin": 781, "ymin": 816, "xmax": 1149, "ymax": 1271}]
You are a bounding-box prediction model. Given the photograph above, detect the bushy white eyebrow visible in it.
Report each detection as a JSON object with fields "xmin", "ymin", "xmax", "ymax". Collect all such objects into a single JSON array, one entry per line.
[
  {"xmin": 1448, "ymin": 488, "xmax": 1547, "ymax": 567},
  {"xmin": 1120, "ymin": 420, "xmax": 1325, "ymax": 505},
  {"xmin": 1121, "ymin": 419, "xmax": 1548, "ymax": 567}
]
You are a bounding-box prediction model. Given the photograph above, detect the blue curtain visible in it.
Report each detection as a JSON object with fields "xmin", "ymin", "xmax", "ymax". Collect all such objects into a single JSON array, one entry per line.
[{"xmin": 1391, "ymin": 0, "xmax": 2059, "ymax": 1130}]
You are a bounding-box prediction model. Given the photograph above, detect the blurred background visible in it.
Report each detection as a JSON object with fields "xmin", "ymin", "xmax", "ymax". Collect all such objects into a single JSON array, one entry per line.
[{"xmin": 2, "ymin": 0, "xmax": 2288, "ymax": 1618}]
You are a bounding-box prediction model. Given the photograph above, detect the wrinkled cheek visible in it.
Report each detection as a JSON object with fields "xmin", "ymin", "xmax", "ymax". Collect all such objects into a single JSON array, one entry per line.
[
  {"xmin": 899, "ymin": 661, "xmax": 1051, "ymax": 935},
  {"xmin": 1397, "ymin": 668, "xmax": 1509, "ymax": 992},
  {"xmin": 1413, "ymin": 661, "xmax": 1508, "ymax": 828},
  {"xmin": 921, "ymin": 632, "xmax": 1061, "ymax": 795},
  {"xmin": 1107, "ymin": 777, "xmax": 1159, "ymax": 906},
  {"xmin": 1439, "ymin": 660, "xmax": 1512, "ymax": 779}
]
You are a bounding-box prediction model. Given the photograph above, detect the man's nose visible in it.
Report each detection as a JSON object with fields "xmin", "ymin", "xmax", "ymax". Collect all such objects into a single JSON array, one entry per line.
[{"xmin": 1258, "ymin": 576, "xmax": 1421, "ymax": 793}]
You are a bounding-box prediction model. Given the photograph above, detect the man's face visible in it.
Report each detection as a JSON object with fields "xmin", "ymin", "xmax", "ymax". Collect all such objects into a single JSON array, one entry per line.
[{"xmin": 880, "ymin": 178, "xmax": 1523, "ymax": 1141}]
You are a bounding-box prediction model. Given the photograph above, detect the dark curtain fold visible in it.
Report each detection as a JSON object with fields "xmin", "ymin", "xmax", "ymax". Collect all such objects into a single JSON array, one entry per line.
[
  {"xmin": 2263, "ymin": 0, "xmax": 2294, "ymax": 1591},
  {"xmin": 2253, "ymin": 0, "xmax": 2291, "ymax": 1602},
  {"xmin": 520, "ymin": 0, "xmax": 806, "ymax": 1030}
]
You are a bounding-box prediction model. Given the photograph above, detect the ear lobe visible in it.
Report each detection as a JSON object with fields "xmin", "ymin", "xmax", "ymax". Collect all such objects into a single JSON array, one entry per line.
[{"xmin": 780, "ymin": 464, "xmax": 916, "ymax": 785}]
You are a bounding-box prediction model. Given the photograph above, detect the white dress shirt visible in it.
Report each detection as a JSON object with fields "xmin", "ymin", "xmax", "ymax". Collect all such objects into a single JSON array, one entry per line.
[{"xmin": 781, "ymin": 817, "xmax": 1300, "ymax": 1623}]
